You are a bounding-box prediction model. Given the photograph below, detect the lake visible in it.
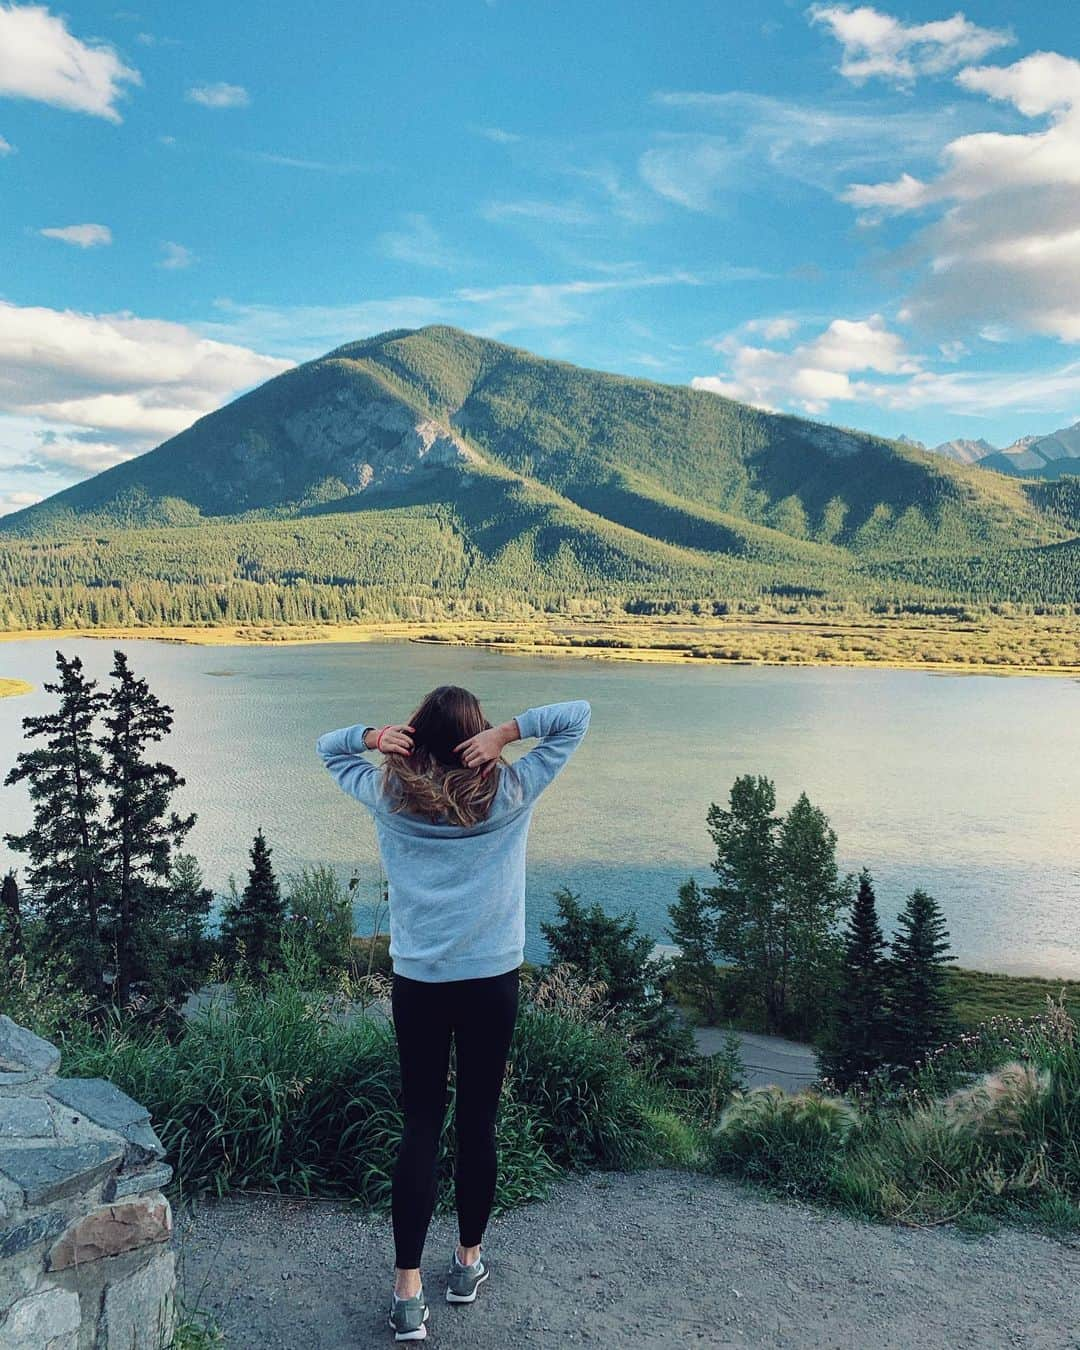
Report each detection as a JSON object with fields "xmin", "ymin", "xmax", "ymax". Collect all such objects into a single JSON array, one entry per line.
[{"xmin": 1, "ymin": 638, "xmax": 1078, "ymax": 977}]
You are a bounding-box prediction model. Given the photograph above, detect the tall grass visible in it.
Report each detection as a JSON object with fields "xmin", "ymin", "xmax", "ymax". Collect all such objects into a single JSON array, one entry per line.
[
  {"xmin": 58, "ymin": 947, "xmax": 704, "ymax": 1215},
  {"xmin": 710, "ymin": 998, "xmax": 1080, "ymax": 1230}
]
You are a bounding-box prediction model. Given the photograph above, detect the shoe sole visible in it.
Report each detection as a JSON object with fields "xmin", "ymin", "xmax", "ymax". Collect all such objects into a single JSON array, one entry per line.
[
  {"xmin": 389, "ymin": 1305, "xmax": 429, "ymax": 1340},
  {"xmin": 446, "ymin": 1268, "xmax": 489, "ymax": 1303}
]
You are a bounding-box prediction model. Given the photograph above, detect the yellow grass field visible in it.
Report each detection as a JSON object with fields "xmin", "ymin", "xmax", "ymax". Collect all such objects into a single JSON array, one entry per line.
[
  {"xmin": 2, "ymin": 612, "xmax": 1079, "ymax": 675},
  {"xmin": 0, "ymin": 678, "xmax": 33, "ymax": 698}
]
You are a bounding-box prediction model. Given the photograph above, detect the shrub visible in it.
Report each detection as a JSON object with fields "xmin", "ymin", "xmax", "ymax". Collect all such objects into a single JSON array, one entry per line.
[
  {"xmin": 58, "ymin": 939, "xmax": 692, "ymax": 1209},
  {"xmin": 284, "ymin": 865, "xmax": 353, "ymax": 977},
  {"xmin": 944, "ymin": 1062, "xmax": 1053, "ymax": 1140},
  {"xmin": 712, "ymin": 1087, "xmax": 859, "ymax": 1194}
]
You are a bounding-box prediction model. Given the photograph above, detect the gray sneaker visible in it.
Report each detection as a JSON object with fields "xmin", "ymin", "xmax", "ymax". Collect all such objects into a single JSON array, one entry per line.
[
  {"xmin": 388, "ymin": 1288, "xmax": 429, "ymax": 1341},
  {"xmin": 446, "ymin": 1249, "xmax": 490, "ymax": 1304}
]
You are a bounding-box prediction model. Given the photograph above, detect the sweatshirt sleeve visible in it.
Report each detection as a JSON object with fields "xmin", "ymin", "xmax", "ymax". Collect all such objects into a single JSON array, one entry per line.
[
  {"xmin": 315, "ymin": 723, "xmax": 380, "ymax": 809},
  {"xmin": 509, "ymin": 700, "xmax": 591, "ymax": 803}
]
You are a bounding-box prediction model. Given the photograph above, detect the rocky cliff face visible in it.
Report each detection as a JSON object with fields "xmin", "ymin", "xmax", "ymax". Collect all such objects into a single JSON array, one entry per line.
[{"xmin": 279, "ymin": 388, "xmax": 481, "ymax": 495}]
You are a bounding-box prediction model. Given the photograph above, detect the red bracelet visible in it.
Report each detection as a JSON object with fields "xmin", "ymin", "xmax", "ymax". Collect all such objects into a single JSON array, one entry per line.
[{"xmin": 374, "ymin": 725, "xmax": 390, "ymax": 751}]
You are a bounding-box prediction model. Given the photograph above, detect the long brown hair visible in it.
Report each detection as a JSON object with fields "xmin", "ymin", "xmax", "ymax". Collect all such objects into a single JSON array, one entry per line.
[{"xmin": 382, "ymin": 685, "xmax": 503, "ymax": 826}]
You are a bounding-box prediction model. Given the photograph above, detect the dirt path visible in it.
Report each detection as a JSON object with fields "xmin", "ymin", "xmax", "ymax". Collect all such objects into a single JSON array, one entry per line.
[{"xmin": 175, "ymin": 1170, "xmax": 1079, "ymax": 1348}]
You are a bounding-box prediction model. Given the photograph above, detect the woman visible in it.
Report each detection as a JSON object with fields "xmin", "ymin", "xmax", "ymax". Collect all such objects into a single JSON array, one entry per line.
[{"xmin": 315, "ymin": 686, "xmax": 591, "ymax": 1341}]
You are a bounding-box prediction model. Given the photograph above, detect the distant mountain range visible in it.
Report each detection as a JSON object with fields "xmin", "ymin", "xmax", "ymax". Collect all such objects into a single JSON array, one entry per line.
[
  {"xmin": 918, "ymin": 423, "xmax": 1080, "ymax": 479},
  {"xmin": 1, "ymin": 326, "xmax": 1078, "ymax": 624}
]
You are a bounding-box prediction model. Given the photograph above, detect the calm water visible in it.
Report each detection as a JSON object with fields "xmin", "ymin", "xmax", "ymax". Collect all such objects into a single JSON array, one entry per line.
[{"xmin": 1, "ymin": 638, "xmax": 1078, "ymax": 977}]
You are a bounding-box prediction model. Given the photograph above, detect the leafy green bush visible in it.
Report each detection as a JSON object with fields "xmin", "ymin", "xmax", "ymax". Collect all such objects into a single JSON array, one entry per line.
[{"xmin": 58, "ymin": 940, "xmax": 703, "ymax": 1211}]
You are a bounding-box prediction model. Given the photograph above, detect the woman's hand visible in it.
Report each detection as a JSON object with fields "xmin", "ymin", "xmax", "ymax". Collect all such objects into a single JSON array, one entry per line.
[
  {"xmin": 371, "ymin": 724, "xmax": 414, "ymax": 756},
  {"xmin": 455, "ymin": 721, "xmax": 517, "ymax": 773}
]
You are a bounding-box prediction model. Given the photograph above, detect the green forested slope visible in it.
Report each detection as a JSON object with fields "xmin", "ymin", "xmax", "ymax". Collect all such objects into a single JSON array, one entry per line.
[{"xmin": 0, "ymin": 326, "xmax": 1076, "ymax": 627}]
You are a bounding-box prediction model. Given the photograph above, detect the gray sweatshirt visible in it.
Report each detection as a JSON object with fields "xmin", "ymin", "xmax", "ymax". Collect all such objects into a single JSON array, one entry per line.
[{"xmin": 315, "ymin": 700, "xmax": 591, "ymax": 981}]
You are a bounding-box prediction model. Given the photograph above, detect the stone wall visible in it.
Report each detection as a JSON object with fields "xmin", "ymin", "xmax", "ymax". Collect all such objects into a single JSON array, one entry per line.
[{"xmin": 0, "ymin": 1015, "xmax": 176, "ymax": 1350}]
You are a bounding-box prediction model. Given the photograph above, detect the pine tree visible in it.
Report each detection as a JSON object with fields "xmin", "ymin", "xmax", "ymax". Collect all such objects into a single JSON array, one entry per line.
[
  {"xmin": 667, "ymin": 877, "xmax": 721, "ymax": 1024},
  {"xmin": 541, "ymin": 887, "xmax": 696, "ymax": 1070},
  {"xmin": 3, "ymin": 652, "xmax": 108, "ymax": 991},
  {"xmin": 819, "ymin": 869, "xmax": 891, "ymax": 1086},
  {"xmin": 887, "ymin": 888, "xmax": 956, "ymax": 1069},
  {"xmin": 147, "ymin": 853, "xmax": 216, "ymax": 996},
  {"xmin": 1, "ymin": 869, "xmax": 23, "ymax": 968},
  {"xmin": 98, "ymin": 650, "xmax": 196, "ymax": 1004},
  {"xmin": 219, "ymin": 829, "xmax": 285, "ymax": 977}
]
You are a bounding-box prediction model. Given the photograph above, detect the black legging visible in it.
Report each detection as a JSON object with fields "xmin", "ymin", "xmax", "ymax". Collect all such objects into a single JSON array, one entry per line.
[{"xmin": 390, "ymin": 966, "xmax": 520, "ymax": 1270}]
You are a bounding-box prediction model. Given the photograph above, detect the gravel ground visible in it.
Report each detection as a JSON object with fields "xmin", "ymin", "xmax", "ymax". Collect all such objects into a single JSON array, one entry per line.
[{"xmin": 175, "ymin": 1171, "xmax": 1080, "ymax": 1348}]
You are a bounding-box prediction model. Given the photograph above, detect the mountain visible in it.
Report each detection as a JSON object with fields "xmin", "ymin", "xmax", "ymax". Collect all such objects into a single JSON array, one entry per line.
[
  {"xmin": 929, "ymin": 437, "xmax": 997, "ymax": 466},
  {"xmin": 0, "ymin": 326, "xmax": 1055, "ymax": 549},
  {"xmin": 1, "ymin": 326, "xmax": 1075, "ymax": 625},
  {"xmin": 982, "ymin": 423, "xmax": 1080, "ymax": 479},
  {"xmin": 926, "ymin": 423, "xmax": 1080, "ymax": 479}
]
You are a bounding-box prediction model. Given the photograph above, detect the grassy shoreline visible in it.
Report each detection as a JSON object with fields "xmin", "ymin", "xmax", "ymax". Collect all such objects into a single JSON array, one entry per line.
[{"xmin": 2, "ymin": 613, "xmax": 1079, "ymax": 675}]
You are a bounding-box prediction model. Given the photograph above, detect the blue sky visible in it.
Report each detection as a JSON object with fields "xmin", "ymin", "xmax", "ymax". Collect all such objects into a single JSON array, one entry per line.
[{"xmin": 2, "ymin": 0, "xmax": 1080, "ymax": 514}]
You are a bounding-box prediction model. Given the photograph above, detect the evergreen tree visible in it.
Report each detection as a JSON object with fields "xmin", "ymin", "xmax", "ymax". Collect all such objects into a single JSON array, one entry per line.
[
  {"xmin": 819, "ymin": 869, "xmax": 891, "ymax": 1085},
  {"xmin": 541, "ymin": 887, "xmax": 696, "ymax": 1071},
  {"xmin": 887, "ymin": 888, "xmax": 956, "ymax": 1069},
  {"xmin": 666, "ymin": 877, "xmax": 721, "ymax": 1024},
  {"xmin": 219, "ymin": 829, "xmax": 285, "ymax": 976},
  {"xmin": 98, "ymin": 650, "xmax": 196, "ymax": 1004},
  {"xmin": 1, "ymin": 869, "xmax": 23, "ymax": 968},
  {"xmin": 3, "ymin": 652, "xmax": 108, "ymax": 991},
  {"xmin": 146, "ymin": 853, "xmax": 216, "ymax": 996},
  {"xmin": 704, "ymin": 776, "xmax": 852, "ymax": 1035}
]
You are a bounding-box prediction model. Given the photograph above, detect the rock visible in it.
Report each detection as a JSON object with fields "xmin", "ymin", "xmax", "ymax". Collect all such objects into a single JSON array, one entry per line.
[
  {"xmin": 45, "ymin": 1077, "xmax": 166, "ymax": 1161},
  {"xmin": 0, "ymin": 1071, "xmax": 37, "ymax": 1087},
  {"xmin": 120, "ymin": 1120, "xmax": 167, "ymax": 1164},
  {"xmin": 0, "ymin": 1140, "xmax": 122, "ymax": 1205},
  {"xmin": 0, "ymin": 1207, "xmax": 67, "ymax": 1258},
  {"xmin": 0, "ymin": 1016, "xmax": 60, "ymax": 1076},
  {"xmin": 0, "ymin": 1285, "xmax": 80, "ymax": 1349},
  {"xmin": 47, "ymin": 1197, "xmax": 172, "ymax": 1270},
  {"xmin": 104, "ymin": 1162, "xmax": 173, "ymax": 1202},
  {"xmin": 44, "ymin": 1077, "xmax": 150, "ymax": 1132},
  {"xmin": 0, "ymin": 1096, "xmax": 55, "ymax": 1140},
  {"xmin": 100, "ymin": 1248, "xmax": 176, "ymax": 1350}
]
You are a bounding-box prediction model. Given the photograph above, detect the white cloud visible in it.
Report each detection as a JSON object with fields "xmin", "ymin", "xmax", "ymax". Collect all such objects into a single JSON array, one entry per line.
[
  {"xmin": 21, "ymin": 432, "xmax": 132, "ymax": 474},
  {"xmin": 808, "ymin": 4, "xmax": 1011, "ymax": 87},
  {"xmin": 0, "ymin": 133, "xmax": 13, "ymax": 154},
  {"xmin": 481, "ymin": 199, "xmax": 596, "ymax": 226},
  {"xmin": 694, "ymin": 314, "xmax": 921, "ymax": 413},
  {"xmin": 159, "ymin": 241, "xmax": 195, "ymax": 269},
  {"xmin": 644, "ymin": 91, "xmax": 983, "ymax": 207},
  {"xmin": 844, "ymin": 51, "xmax": 1080, "ymax": 341},
  {"xmin": 474, "ymin": 126, "xmax": 520, "ymax": 144},
  {"xmin": 454, "ymin": 274, "xmax": 701, "ymax": 334},
  {"xmin": 638, "ymin": 136, "xmax": 734, "ymax": 211},
  {"xmin": 694, "ymin": 312, "xmax": 1080, "ymax": 420},
  {"xmin": 744, "ymin": 316, "xmax": 801, "ymax": 340},
  {"xmin": 205, "ymin": 272, "xmax": 706, "ymax": 357},
  {"xmin": 39, "ymin": 222, "xmax": 112, "ymax": 248},
  {"xmin": 0, "ymin": 4, "xmax": 140, "ymax": 121},
  {"xmin": 376, "ymin": 214, "xmax": 464, "ymax": 269},
  {"xmin": 0, "ymin": 301, "xmax": 292, "ymax": 448},
  {"xmin": 248, "ymin": 151, "xmax": 362, "ymax": 173},
  {"xmin": 0, "ymin": 488, "xmax": 43, "ymax": 516},
  {"xmin": 185, "ymin": 82, "xmax": 249, "ymax": 109}
]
